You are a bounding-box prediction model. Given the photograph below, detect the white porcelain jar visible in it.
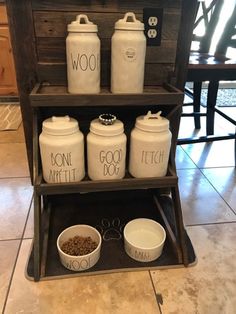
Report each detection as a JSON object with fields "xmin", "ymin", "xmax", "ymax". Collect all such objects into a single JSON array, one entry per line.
[
  {"xmin": 66, "ymin": 14, "xmax": 100, "ymax": 94},
  {"xmin": 111, "ymin": 12, "xmax": 146, "ymax": 94},
  {"xmin": 39, "ymin": 116, "xmax": 85, "ymax": 183},
  {"xmin": 129, "ymin": 111, "xmax": 172, "ymax": 178},
  {"xmin": 87, "ymin": 114, "xmax": 127, "ymax": 180}
]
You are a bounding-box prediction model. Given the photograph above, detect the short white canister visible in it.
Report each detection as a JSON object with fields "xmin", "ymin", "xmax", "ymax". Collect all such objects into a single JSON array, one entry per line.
[
  {"xmin": 129, "ymin": 111, "xmax": 172, "ymax": 178},
  {"xmin": 66, "ymin": 14, "xmax": 100, "ymax": 94},
  {"xmin": 87, "ymin": 114, "xmax": 127, "ymax": 180},
  {"xmin": 111, "ymin": 12, "xmax": 146, "ymax": 94},
  {"xmin": 39, "ymin": 116, "xmax": 85, "ymax": 183}
]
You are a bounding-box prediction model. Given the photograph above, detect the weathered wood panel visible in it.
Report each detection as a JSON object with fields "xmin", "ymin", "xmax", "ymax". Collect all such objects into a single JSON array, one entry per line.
[
  {"xmin": 37, "ymin": 63, "xmax": 174, "ymax": 86},
  {"xmin": 33, "ymin": 11, "xmax": 180, "ymax": 40},
  {"xmin": 33, "ymin": 9, "xmax": 180, "ymax": 83},
  {"xmin": 6, "ymin": 0, "xmax": 38, "ymax": 180},
  {"xmin": 32, "ymin": 0, "xmax": 182, "ymax": 11},
  {"xmin": 36, "ymin": 37, "xmax": 177, "ymax": 64}
]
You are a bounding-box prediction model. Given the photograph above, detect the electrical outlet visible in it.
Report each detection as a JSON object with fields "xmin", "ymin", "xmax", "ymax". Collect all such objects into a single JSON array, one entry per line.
[
  {"xmin": 147, "ymin": 29, "xmax": 157, "ymax": 38},
  {"xmin": 143, "ymin": 8, "xmax": 163, "ymax": 46},
  {"xmin": 148, "ymin": 16, "xmax": 158, "ymax": 27}
]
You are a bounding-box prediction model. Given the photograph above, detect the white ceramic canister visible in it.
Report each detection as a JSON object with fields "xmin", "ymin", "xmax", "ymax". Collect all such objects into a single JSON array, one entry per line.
[
  {"xmin": 129, "ymin": 111, "xmax": 172, "ymax": 178},
  {"xmin": 39, "ymin": 116, "xmax": 85, "ymax": 183},
  {"xmin": 87, "ymin": 114, "xmax": 127, "ymax": 180},
  {"xmin": 66, "ymin": 14, "xmax": 100, "ymax": 94},
  {"xmin": 111, "ymin": 12, "xmax": 146, "ymax": 94}
]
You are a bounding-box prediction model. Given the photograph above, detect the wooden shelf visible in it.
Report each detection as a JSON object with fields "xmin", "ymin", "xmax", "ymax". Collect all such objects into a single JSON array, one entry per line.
[
  {"xmin": 34, "ymin": 167, "xmax": 178, "ymax": 195},
  {"xmin": 30, "ymin": 83, "xmax": 184, "ymax": 107}
]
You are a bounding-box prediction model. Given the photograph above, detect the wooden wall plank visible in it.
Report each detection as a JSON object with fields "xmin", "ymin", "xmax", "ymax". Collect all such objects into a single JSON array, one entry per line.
[
  {"xmin": 6, "ymin": 0, "xmax": 38, "ymax": 180},
  {"xmin": 32, "ymin": 0, "xmax": 181, "ymax": 11},
  {"xmin": 37, "ymin": 63, "xmax": 174, "ymax": 86},
  {"xmin": 36, "ymin": 37, "xmax": 177, "ymax": 64},
  {"xmin": 33, "ymin": 11, "xmax": 180, "ymax": 40}
]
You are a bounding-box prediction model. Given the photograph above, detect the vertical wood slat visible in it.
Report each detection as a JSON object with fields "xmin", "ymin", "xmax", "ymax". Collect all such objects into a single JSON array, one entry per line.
[{"xmin": 6, "ymin": 0, "xmax": 38, "ymax": 180}]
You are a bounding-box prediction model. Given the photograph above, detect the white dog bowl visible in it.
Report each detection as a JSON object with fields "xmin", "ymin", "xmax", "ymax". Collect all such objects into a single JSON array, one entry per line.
[
  {"xmin": 123, "ymin": 218, "xmax": 166, "ymax": 262},
  {"xmin": 57, "ymin": 224, "xmax": 102, "ymax": 271}
]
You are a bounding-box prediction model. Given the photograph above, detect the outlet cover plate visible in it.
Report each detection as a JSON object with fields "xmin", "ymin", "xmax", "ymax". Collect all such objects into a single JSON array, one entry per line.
[{"xmin": 143, "ymin": 8, "xmax": 163, "ymax": 46}]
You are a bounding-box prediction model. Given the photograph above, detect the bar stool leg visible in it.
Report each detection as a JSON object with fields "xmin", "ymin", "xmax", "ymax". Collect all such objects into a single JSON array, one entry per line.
[
  {"xmin": 193, "ymin": 81, "xmax": 202, "ymax": 129},
  {"xmin": 206, "ymin": 80, "xmax": 219, "ymax": 135}
]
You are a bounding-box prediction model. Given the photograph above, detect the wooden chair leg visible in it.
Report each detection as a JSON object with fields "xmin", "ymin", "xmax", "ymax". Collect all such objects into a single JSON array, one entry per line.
[
  {"xmin": 193, "ymin": 81, "xmax": 202, "ymax": 129},
  {"xmin": 234, "ymin": 131, "xmax": 236, "ymax": 166},
  {"xmin": 206, "ymin": 81, "xmax": 219, "ymax": 135}
]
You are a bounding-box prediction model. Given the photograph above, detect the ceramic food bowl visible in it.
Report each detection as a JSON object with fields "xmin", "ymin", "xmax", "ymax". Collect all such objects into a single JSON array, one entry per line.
[
  {"xmin": 57, "ymin": 224, "xmax": 102, "ymax": 271},
  {"xmin": 123, "ymin": 218, "xmax": 166, "ymax": 262}
]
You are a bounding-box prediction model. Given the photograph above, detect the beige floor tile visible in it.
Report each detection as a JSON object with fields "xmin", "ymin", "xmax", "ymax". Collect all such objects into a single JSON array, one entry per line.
[
  {"xmin": 0, "ymin": 123, "xmax": 25, "ymax": 144},
  {"xmin": 181, "ymin": 139, "xmax": 235, "ymax": 168},
  {"xmin": 0, "ymin": 142, "xmax": 30, "ymax": 177},
  {"xmin": 0, "ymin": 178, "xmax": 33, "ymax": 240},
  {"xmin": 175, "ymin": 145, "xmax": 197, "ymax": 170},
  {"xmin": 0, "ymin": 240, "xmax": 20, "ymax": 313},
  {"xmin": 202, "ymin": 167, "xmax": 236, "ymax": 214},
  {"xmin": 150, "ymin": 223, "xmax": 236, "ymax": 314},
  {"xmin": 23, "ymin": 202, "xmax": 34, "ymax": 239},
  {"xmin": 179, "ymin": 107, "xmax": 236, "ymax": 141},
  {"xmin": 5, "ymin": 239, "xmax": 160, "ymax": 314},
  {"xmin": 177, "ymin": 168, "xmax": 236, "ymax": 225}
]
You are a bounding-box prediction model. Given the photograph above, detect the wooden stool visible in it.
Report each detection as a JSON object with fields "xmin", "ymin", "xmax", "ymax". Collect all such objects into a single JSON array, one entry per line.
[{"xmin": 179, "ymin": 2, "xmax": 236, "ymax": 147}]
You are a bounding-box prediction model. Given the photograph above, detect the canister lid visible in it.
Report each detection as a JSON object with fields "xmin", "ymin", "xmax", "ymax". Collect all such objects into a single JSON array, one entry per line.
[
  {"xmin": 42, "ymin": 116, "xmax": 79, "ymax": 136},
  {"xmin": 90, "ymin": 114, "xmax": 124, "ymax": 136},
  {"xmin": 68, "ymin": 14, "xmax": 98, "ymax": 32},
  {"xmin": 115, "ymin": 12, "xmax": 144, "ymax": 31},
  {"xmin": 135, "ymin": 111, "xmax": 170, "ymax": 132}
]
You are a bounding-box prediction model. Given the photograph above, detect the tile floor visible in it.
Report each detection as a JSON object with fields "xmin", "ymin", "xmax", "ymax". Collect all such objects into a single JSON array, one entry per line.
[{"xmin": 0, "ymin": 109, "xmax": 236, "ymax": 313}]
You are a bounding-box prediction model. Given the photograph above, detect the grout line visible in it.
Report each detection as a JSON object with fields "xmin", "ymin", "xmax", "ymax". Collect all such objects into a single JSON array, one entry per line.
[
  {"xmin": 0, "ymin": 238, "xmax": 24, "ymax": 242},
  {"xmin": 0, "ymin": 142, "xmax": 26, "ymax": 145},
  {"xmin": 186, "ymin": 220, "xmax": 236, "ymax": 228},
  {"xmin": 197, "ymin": 167, "xmax": 236, "ymax": 216},
  {"xmin": 148, "ymin": 271, "xmax": 163, "ymax": 314},
  {"xmin": 2, "ymin": 238, "xmax": 24, "ymax": 314},
  {"xmin": 21, "ymin": 196, "xmax": 34, "ymax": 240},
  {"xmin": 2, "ymin": 195, "xmax": 33, "ymax": 314},
  {"xmin": 0, "ymin": 176, "xmax": 31, "ymax": 180}
]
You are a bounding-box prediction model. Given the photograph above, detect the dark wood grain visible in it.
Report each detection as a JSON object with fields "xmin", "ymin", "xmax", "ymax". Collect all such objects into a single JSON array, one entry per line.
[
  {"xmin": 35, "ymin": 168, "xmax": 178, "ymax": 195},
  {"xmin": 37, "ymin": 62, "xmax": 174, "ymax": 86},
  {"xmin": 6, "ymin": 0, "xmax": 38, "ymax": 180},
  {"xmin": 32, "ymin": 0, "xmax": 181, "ymax": 11},
  {"xmin": 30, "ymin": 83, "xmax": 183, "ymax": 107},
  {"xmin": 174, "ymin": 0, "xmax": 199, "ymax": 90},
  {"xmin": 36, "ymin": 37, "xmax": 177, "ymax": 64},
  {"xmin": 33, "ymin": 10, "xmax": 180, "ymax": 40}
]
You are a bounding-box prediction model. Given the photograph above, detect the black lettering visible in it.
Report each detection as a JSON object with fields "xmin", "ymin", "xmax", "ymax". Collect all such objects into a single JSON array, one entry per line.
[
  {"xmin": 89, "ymin": 54, "xmax": 96, "ymax": 71},
  {"xmin": 71, "ymin": 53, "xmax": 80, "ymax": 70},
  {"xmin": 79, "ymin": 54, "xmax": 88, "ymax": 71}
]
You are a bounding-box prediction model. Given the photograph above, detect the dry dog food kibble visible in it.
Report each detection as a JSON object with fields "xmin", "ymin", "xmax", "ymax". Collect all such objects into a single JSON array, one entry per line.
[{"xmin": 61, "ymin": 235, "xmax": 98, "ymax": 256}]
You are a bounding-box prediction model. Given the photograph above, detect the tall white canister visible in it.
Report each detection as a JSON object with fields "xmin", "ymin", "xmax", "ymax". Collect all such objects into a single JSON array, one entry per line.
[
  {"xmin": 111, "ymin": 12, "xmax": 146, "ymax": 93},
  {"xmin": 129, "ymin": 111, "xmax": 172, "ymax": 178},
  {"xmin": 66, "ymin": 14, "xmax": 100, "ymax": 94},
  {"xmin": 87, "ymin": 114, "xmax": 127, "ymax": 180},
  {"xmin": 39, "ymin": 116, "xmax": 85, "ymax": 183}
]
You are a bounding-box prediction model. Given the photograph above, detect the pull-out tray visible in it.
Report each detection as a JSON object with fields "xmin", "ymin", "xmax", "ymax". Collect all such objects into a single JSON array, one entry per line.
[{"xmin": 26, "ymin": 190, "xmax": 196, "ymax": 281}]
